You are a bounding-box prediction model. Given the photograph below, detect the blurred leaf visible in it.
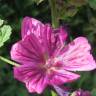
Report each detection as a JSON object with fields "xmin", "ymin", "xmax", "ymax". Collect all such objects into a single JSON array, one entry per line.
[
  {"xmin": 35, "ymin": 0, "xmax": 44, "ymax": 5},
  {"xmin": 44, "ymin": 89, "xmax": 52, "ymax": 96},
  {"xmin": 59, "ymin": 6, "xmax": 78, "ymax": 20},
  {"xmin": 51, "ymin": 91, "xmax": 57, "ymax": 96},
  {"xmin": 0, "ymin": 4, "xmax": 15, "ymax": 17},
  {"xmin": 78, "ymin": 72, "xmax": 91, "ymax": 88},
  {"xmin": 15, "ymin": 0, "xmax": 34, "ymax": 9},
  {"xmin": 64, "ymin": 6, "xmax": 78, "ymax": 17},
  {"xmin": 88, "ymin": 0, "xmax": 96, "ymax": 10},
  {"xmin": 0, "ymin": 25, "xmax": 12, "ymax": 47},
  {"xmin": 16, "ymin": 85, "xmax": 29, "ymax": 96},
  {"xmin": 15, "ymin": 0, "xmax": 44, "ymax": 10},
  {"xmin": 57, "ymin": 1, "xmax": 79, "ymax": 20},
  {"xmin": 69, "ymin": 0, "xmax": 87, "ymax": 7},
  {"xmin": 70, "ymin": 92, "xmax": 76, "ymax": 96},
  {"xmin": 92, "ymin": 74, "xmax": 96, "ymax": 88},
  {"xmin": 0, "ymin": 19, "xmax": 4, "ymax": 26},
  {"xmin": 91, "ymin": 89, "xmax": 96, "ymax": 96}
]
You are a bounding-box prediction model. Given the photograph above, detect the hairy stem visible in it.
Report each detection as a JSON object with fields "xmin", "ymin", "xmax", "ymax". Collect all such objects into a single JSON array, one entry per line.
[
  {"xmin": 0, "ymin": 56, "xmax": 20, "ymax": 67},
  {"xmin": 49, "ymin": 0, "xmax": 59, "ymax": 28}
]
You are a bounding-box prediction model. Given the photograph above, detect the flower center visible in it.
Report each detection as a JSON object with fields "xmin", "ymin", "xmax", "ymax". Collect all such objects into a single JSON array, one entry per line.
[
  {"xmin": 45, "ymin": 58, "xmax": 54, "ymax": 69},
  {"xmin": 41, "ymin": 58, "xmax": 57, "ymax": 75}
]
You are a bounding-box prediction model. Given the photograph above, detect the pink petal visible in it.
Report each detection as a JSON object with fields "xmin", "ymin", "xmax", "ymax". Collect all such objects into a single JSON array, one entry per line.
[
  {"xmin": 49, "ymin": 69, "xmax": 80, "ymax": 85},
  {"xmin": 58, "ymin": 27, "xmax": 67, "ymax": 45},
  {"xmin": 11, "ymin": 34, "xmax": 45, "ymax": 65},
  {"xmin": 40, "ymin": 24, "xmax": 54, "ymax": 56},
  {"xmin": 14, "ymin": 64, "xmax": 48, "ymax": 93},
  {"xmin": 21, "ymin": 17, "xmax": 44, "ymax": 39},
  {"xmin": 21, "ymin": 17, "xmax": 54, "ymax": 56},
  {"xmin": 54, "ymin": 26, "xmax": 68, "ymax": 47},
  {"xmin": 26, "ymin": 74, "xmax": 48, "ymax": 93},
  {"xmin": 41, "ymin": 25, "xmax": 68, "ymax": 56},
  {"xmin": 56, "ymin": 37, "xmax": 96, "ymax": 71},
  {"xmin": 21, "ymin": 17, "xmax": 68, "ymax": 56},
  {"xmin": 53, "ymin": 85, "xmax": 69, "ymax": 96}
]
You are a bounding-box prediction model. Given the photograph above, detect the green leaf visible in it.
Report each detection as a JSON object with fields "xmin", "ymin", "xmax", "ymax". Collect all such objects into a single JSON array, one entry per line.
[
  {"xmin": 0, "ymin": 25, "xmax": 12, "ymax": 47},
  {"xmin": 88, "ymin": 0, "xmax": 96, "ymax": 10}
]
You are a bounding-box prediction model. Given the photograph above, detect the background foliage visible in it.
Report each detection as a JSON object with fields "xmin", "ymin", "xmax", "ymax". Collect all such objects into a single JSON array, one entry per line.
[{"xmin": 0, "ymin": 0, "xmax": 96, "ymax": 96}]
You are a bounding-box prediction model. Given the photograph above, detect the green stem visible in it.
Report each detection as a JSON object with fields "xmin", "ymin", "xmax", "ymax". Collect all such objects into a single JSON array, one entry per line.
[
  {"xmin": 49, "ymin": 0, "xmax": 59, "ymax": 28},
  {"xmin": 0, "ymin": 56, "xmax": 20, "ymax": 67}
]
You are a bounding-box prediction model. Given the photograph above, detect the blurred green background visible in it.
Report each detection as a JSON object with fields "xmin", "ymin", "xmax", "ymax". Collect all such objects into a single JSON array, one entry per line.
[{"xmin": 0, "ymin": 0, "xmax": 96, "ymax": 96}]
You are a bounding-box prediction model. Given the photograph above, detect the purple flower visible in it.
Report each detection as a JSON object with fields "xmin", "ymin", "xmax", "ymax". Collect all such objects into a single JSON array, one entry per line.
[
  {"xmin": 10, "ymin": 17, "xmax": 96, "ymax": 94},
  {"xmin": 71, "ymin": 89, "xmax": 91, "ymax": 96}
]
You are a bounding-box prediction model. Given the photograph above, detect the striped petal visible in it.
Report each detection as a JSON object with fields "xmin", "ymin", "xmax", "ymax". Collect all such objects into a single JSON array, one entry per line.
[{"xmin": 55, "ymin": 37, "xmax": 96, "ymax": 71}]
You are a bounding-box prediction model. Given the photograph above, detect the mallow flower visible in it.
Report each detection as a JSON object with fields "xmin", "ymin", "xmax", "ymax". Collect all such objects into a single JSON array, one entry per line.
[{"xmin": 10, "ymin": 17, "xmax": 96, "ymax": 94}]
